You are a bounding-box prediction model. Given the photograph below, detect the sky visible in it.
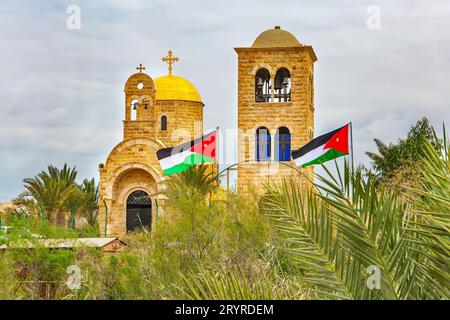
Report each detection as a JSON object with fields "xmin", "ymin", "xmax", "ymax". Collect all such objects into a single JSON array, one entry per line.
[{"xmin": 0, "ymin": 0, "xmax": 449, "ymax": 201}]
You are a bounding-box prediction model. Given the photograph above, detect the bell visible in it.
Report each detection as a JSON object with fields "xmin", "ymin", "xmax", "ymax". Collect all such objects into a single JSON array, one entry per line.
[
  {"xmin": 132, "ymin": 103, "xmax": 137, "ymax": 110},
  {"xmin": 256, "ymin": 78, "xmax": 264, "ymax": 88},
  {"xmin": 282, "ymin": 77, "xmax": 290, "ymax": 88}
]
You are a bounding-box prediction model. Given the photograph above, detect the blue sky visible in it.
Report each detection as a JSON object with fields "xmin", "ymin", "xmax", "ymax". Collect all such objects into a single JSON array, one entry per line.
[{"xmin": 0, "ymin": 0, "xmax": 449, "ymax": 200}]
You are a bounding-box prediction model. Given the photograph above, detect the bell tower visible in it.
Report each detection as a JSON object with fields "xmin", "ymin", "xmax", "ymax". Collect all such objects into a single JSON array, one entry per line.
[
  {"xmin": 123, "ymin": 64, "xmax": 156, "ymax": 139},
  {"xmin": 235, "ymin": 26, "xmax": 317, "ymax": 193}
]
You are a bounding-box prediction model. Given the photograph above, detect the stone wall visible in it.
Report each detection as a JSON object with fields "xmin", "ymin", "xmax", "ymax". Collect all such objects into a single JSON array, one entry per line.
[
  {"xmin": 98, "ymin": 137, "xmax": 165, "ymax": 237},
  {"xmin": 237, "ymin": 162, "xmax": 313, "ymax": 194},
  {"xmin": 235, "ymin": 46, "xmax": 316, "ymax": 193},
  {"xmin": 154, "ymin": 100, "xmax": 204, "ymax": 146}
]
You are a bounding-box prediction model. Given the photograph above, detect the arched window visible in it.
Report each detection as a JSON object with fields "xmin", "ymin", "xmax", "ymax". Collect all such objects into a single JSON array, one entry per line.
[
  {"xmin": 274, "ymin": 68, "xmax": 291, "ymax": 102},
  {"xmin": 256, "ymin": 127, "xmax": 271, "ymax": 161},
  {"xmin": 130, "ymin": 99, "xmax": 139, "ymax": 121},
  {"xmin": 276, "ymin": 127, "xmax": 291, "ymax": 161},
  {"xmin": 161, "ymin": 115, "xmax": 167, "ymax": 131},
  {"xmin": 255, "ymin": 68, "xmax": 271, "ymax": 103}
]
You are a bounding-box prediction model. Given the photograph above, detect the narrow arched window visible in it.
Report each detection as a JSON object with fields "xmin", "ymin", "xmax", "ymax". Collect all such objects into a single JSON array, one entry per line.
[
  {"xmin": 275, "ymin": 127, "xmax": 291, "ymax": 161},
  {"xmin": 161, "ymin": 115, "xmax": 167, "ymax": 131},
  {"xmin": 255, "ymin": 68, "xmax": 271, "ymax": 103},
  {"xmin": 256, "ymin": 127, "xmax": 271, "ymax": 161},
  {"xmin": 130, "ymin": 99, "xmax": 139, "ymax": 121},
  {"xmin": 274, "ymin": 68, "xmax": 291, "ymax": 102}
]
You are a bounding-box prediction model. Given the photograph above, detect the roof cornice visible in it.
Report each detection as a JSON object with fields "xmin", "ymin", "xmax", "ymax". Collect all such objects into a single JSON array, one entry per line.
[{"xmin": 234, "ymin": 45, "xmax": 317, "ymax": 62}]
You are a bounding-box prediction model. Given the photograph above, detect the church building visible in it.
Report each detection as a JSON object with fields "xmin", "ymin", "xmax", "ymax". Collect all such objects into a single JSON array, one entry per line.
[
  {"xmin": 98, "ymin": 51, "xmax": 204, "ymax": 237},
  {"xmin": 98, "ymin": 26, "xmax": 316, "ymax": 237}
]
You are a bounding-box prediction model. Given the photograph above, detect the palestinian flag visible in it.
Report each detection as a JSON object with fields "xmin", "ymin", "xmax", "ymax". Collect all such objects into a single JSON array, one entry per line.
[
  {"xmin": 292, "ymin": 124, "xmax": 350, "ymax": 168},
  {"xmin": 157, "ymin": 130, "xmax": 217, "ymax": 175}
]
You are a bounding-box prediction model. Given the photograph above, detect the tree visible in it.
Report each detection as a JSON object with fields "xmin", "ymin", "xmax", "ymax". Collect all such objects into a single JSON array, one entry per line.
[
  {"xmin": 15, "ymin": 164, "xmax": 99, "ymax": 227},
  {"xmin": 162, "ymin": 164, "xmax": 218, "ymax": 201},
  {"xmin": 79, "ymin": 178, "xmax": 99, "ymax": 226},
  {"xmin": 255, "ymin": 141, "xmax": 449, "ymax": 299},
  {"xmin": 366, "ymin": 117, "xmax": 440, "ymax": 184},
  {"xmin": 17, "ymin": 165, "xmax": 77, "ymax": 224}
]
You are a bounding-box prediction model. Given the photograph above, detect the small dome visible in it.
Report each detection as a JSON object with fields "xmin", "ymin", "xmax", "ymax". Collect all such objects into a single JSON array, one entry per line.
[
  {"xmin": 154, "ymin": 75, "xmax": 202, "ymax": 103},
  {"xmin": 252, "ymin": 26, "xmax": 301, "ymax": 48}
]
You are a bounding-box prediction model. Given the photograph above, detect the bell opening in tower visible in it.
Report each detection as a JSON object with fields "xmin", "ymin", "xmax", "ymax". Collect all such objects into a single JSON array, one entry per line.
[
  {"xmin": 274, "ymin": 68, "xmax": 291, "ymax": 102},
  {"xmin": 255, "ymin": 68, "xmax": 271, "ymax": 103}
]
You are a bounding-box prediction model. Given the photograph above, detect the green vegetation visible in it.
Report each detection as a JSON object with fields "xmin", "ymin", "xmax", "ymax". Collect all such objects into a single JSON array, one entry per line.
[
  {"xmin": 0, "ymin": 121, "xmax": 448, "ymax": 300},
  {"xmin": 259, "ymin": 146, "xmax": 449, "ymax": 299},
  {"xmin": 13, "ymin": 164, "xmax": 99, "ymax": 228},
  {"xmin": 366, "ymin": 117, "xmax": 441, "ymax": 190}
]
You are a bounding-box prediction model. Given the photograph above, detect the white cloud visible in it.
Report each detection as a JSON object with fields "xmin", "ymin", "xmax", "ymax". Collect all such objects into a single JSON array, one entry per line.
[
  {"xmin": 45, "ymin": 108, "xmax": 67, "ymax": 126},
  {"xmin": 0, "ymin": 0, "xmax": 449, "ymax": 200}
]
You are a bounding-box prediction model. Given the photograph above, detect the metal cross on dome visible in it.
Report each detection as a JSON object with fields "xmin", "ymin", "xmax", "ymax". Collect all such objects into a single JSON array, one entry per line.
[
  {"xmin": 162, "ymin": 50, "xmax": 179, "ymax": 75},
  {"xmin": 136, "ymin": 64, "xmax": 146, "ymax": 73}
]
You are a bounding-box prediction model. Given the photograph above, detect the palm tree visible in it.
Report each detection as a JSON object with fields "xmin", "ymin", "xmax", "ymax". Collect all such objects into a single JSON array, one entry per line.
[
  {"xmin": 162, "ymin": 164, "xmax": 218, "ymax": 201},
  {"xmin": 180, "ymin": 137, "xmax": 449, "ymax": 300},
  {"xmin": 78, "ymin": 178, "xmax": 99, "ymax": 226},
  {"xmin": 180, "ymin": 268, "xmax": 297, "ymax": 300},
  {"xmin": 258, "ymin": 146, "xmax": 449, "ymax": 299},
  {"xmin": 18, "ymin": 164, "xmax": 78, "ymax": 225},
  {"xmin": 365, "ymin": 138, "xmax": 396, "ymax": 178},
  {"xmin": 64, "ymin": 187, "xmax": 84, "ymax": 229}
]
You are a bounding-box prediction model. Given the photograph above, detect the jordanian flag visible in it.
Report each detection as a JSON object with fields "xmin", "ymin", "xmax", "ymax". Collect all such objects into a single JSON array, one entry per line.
[
  {"xmin": 292, "ymin": 124, "xmax": 350, "ymax": 168},
  {"xmin": 157, "ymin": 130, "xmax": 217, "ymax": 175}
]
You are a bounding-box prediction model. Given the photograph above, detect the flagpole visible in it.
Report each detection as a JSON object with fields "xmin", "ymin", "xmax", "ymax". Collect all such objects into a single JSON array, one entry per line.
[
  {"xmin": 350, "ymin": 121, "xmax": 355, "ymax": 174},
  {"xmin": 216, "ymin": 126, "xmax": 220, "ymax": 192}
]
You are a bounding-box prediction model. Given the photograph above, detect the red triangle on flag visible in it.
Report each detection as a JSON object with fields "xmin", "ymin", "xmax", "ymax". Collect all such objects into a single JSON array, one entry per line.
[
  {"xmin": 324, "ymin": 124, "xmax": 349, "ymax": 154},
  {"xmin": 189, "ymin": 131, "xmax": 217, "ymax": 160}
]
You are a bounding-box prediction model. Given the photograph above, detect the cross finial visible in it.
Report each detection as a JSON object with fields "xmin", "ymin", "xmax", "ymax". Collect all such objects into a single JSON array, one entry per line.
[
  {"xmin": 136, "ymin": 64, "xmax": 146, "ymax": 73},
  {"xmin": 162, "ymin": 50, "xmax": 179, "ymax": 75}
]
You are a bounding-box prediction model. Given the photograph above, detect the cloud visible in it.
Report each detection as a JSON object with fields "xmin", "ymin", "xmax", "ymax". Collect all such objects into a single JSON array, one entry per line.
[
  {"xmin": 0, "ymin": 0, "xmax": 450, "ymax": 200},
  {"xmin": 45, "ymin": 108, "xmax": 67, "ymax": 126}
]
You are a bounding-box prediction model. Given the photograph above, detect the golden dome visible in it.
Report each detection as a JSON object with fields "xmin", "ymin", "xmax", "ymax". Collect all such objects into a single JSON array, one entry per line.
[
  {"xmin": 154, "ymin": 74, "xmax": 202, "ymax": 103},
  {"xmin": 252, "ymin": 26, "xmax": 301, "ymax": 48}
]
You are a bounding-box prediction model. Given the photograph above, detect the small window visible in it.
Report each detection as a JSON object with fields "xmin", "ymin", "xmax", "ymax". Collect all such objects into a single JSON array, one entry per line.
[
  {"xmin": 161, "ymin": 115, "xmax": 168, "ymax": 131},
  {"xmin": 274, "ymin": 68, "xmax": 291, "ymax": 102},
  {"xmin": 255, "ymin": 68, "xmax": 271, "ymax": 103},
  {"xmin": 256, "ymin": 127, "xmax": 271, "ymax": 161},
  {"xmin": 275, "ymin": 127, "xmax": 291, "ymax": 162}
]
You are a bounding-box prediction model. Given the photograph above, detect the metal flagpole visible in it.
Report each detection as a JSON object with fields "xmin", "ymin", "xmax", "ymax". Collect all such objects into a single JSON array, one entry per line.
[
  {"xmin": 267, "ymin": 131, "xmax": 271, "ymax": 185},
  {"xmin": 216, "ymin": 126, "xmax": 220, "ymax": 192},
  {"xmin": 350, "ymin": 121, "xmax": 355, "ymax": 174}
]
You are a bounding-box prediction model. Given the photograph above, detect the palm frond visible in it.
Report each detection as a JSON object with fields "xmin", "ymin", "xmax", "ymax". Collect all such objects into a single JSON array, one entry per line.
[
  {"xmin": 179, "ymin": 268, "xmax": 295, "ymax": 300},
  {"xmin": 260, "ymin": 180, "xmax": 354, "ymax": 299}
]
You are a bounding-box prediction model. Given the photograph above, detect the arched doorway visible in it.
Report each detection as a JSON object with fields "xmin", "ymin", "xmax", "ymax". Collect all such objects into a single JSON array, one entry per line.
[{"xmin": 126, "ymin": 190, "xmax": 152, "ymax": 232}]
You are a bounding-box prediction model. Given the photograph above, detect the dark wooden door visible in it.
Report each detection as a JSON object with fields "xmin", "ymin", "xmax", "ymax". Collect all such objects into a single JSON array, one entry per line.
[{"xmin": 126, "ymin": 190, "xmax": 152, "ymax": 232}]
